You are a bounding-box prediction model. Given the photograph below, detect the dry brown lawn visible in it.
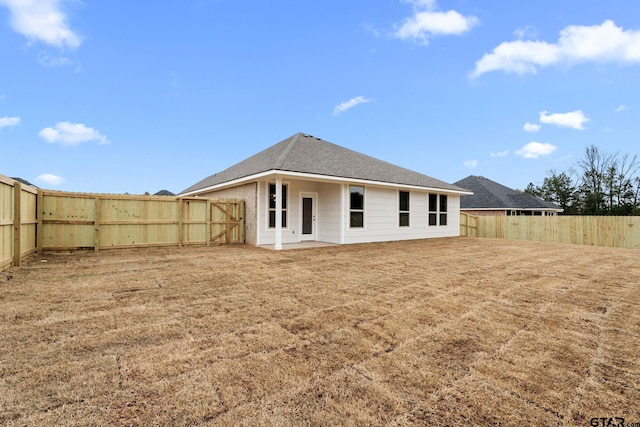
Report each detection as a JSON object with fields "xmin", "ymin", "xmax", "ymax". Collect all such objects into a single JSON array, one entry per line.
[{"xmin": 1, "ymin": 238, "xmax": 639, "ymax": 426}]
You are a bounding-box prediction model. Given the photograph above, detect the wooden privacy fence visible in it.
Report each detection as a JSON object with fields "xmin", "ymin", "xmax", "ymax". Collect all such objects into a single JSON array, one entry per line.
[
  {"xmin": 459, "ymin": 212, "xmax": 477, "ymax": 237},
  {"xmin": 473, "ymin": 215, "xmax": 640, "ymax": 249},
  {"xmin": 1, "ymin": 176, "xmax": 244, "ymax": 272},
  {"xmin": 40, "ymin": 191, "xmax": 244, "ymax": 251},
  {"xmin": 1, "ymin": 176, "xmax": 38, "ymax": 271}
]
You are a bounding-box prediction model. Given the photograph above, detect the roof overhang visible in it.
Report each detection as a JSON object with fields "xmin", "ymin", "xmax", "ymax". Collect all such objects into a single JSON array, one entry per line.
[{"xmin": 179, "ymin": 170, "xmax": 474, "ymax": 197}]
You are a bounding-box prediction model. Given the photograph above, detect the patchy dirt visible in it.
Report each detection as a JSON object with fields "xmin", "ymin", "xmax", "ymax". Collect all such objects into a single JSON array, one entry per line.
[{"xmin": 1, "ymin": 238, "xmax": 639, "ymax": 426}]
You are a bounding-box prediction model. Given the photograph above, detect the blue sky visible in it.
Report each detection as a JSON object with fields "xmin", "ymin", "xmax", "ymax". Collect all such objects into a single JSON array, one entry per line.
[{"xmin": 1, "ymin": 0, "xmax": 639, "ymax": 194}]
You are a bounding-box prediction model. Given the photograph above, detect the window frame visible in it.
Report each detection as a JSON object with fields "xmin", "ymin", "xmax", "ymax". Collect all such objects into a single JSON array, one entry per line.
[
  {"xmin": 439, "ymin": 194, "xmax": 448, "ymax": 226},
  {"xmin": 399, "ymin": 190, "xmax": 410, "ymax": 227},
  {"xmin": 268, "ymin": 182, "xmax": 288, "ymax": 229},
  {"xmin": 428, "ymin": 193, "xmax": 448, "ymax": 226},
  {"xmin": 349, "ymin": 185, "xmax": 365, "ymax": 229}
]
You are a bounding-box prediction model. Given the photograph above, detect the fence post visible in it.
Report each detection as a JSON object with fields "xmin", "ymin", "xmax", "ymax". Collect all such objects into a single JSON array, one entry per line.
[
  {"xmin": 226, "ymin": 201, "xmax": 231, "ymax": 244},
  {"xmin": 464, "ymin": 213, "xmax": 470, "ymax": 237},
  {"xmin": 13, "ymin": 182, "xmax": 21, "ymax": 267},
  {"xmin": 177, "ymin": 198, "xmax": 183, "ymax": 248},
  {"xmin": 206, "ymin": 199, "xmax": 211, "ymax": 247},
  {"xmin": 36, "ymin": 190, "xmax": 43, "ymax": 255},
  {"xmin": 94, "ymin": 196, "xmax": 100, "ymax": 252}
]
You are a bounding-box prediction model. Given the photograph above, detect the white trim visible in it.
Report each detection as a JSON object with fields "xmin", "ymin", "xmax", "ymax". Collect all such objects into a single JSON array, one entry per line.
[
  {"xmin": 299, "ymin": 192, "xmax": 317, "ymax": 241},
  {"xmin": 274, "ymin": 176, "xmax": 282, "ymax": 250},
  {"xmin": 348, "ymin": 184, "xmax": 366, "ymax": 231},
  {"xmin": 265, "ymin": 180, "xmax": 290, "ymax": 232},
  {"xmin": 398, "ymin": 190, "xmax": 410, "ymax": 228},
  {"xmin": 256, "ymin": 181, "xmax": 261, "ymax": 244},
  {"xmin": 340, "ymin": 184, "xmax": 345, "ymax": 244},
  {"xmin": 180, "ymin": 170, "xmax": 473, "ymax": 197}
]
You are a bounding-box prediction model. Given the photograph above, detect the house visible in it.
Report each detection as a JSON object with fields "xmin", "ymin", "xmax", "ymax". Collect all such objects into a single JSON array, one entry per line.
[
  {"xmin": 180, "ymin": 133, "xmax": 471, "ymax": 249},
  {"xmin": 153, "ymin": 189, "xmax": 175, "ymax": 196},
  {"xmin": 453, "ymin": 175, "xmax": 562, "ymax": 216},
  {"xmin": 11, "ymin": 177, "xmax": 38, "ymax": 188}
]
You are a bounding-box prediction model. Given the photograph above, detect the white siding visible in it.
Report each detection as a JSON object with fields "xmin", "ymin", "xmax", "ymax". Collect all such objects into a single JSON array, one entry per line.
[
  {"xmin": 257, "ymin": 179, "xmax": 343, "ymax": 245},
  {"xmin": 343, "ymin": 186, "xmax": 460, "ymax": 244},
  {"xmin": 251, "ymin": 178, "xmax": 461, "ymax": 246},
  {"xmin": 316, "ymin": 182, "xmax": 341, "ymax": 244}
]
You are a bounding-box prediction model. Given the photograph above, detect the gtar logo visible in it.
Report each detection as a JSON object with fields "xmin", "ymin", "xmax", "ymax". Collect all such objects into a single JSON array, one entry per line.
[{"xmin": 590, "ymin": 418, "xmax": 625, "ymax": 427}]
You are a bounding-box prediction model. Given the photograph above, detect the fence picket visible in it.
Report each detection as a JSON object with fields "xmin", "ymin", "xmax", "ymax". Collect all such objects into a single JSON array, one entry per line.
[{"xmin": 471, "ymin": 214, "xmax": 640, "ymax": 249}]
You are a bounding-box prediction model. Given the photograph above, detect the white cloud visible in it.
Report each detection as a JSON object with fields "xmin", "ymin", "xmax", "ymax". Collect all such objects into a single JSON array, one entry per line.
[
  {"xmin": 39, "ymin": 122, "xmax": 110, "ymax": 146},
  {"xmin": 523, "ymin": 122, "xmax": 541, "ymax": 132},
  {"xmin": 35, "ymin": 173, "xmax": 65, "ymax": 186},
  {"xmin": 472, "ymin": 20, "xmax": 640, "ymax": 77},
  {"xmin": 615, "ymin": 104, "xmax": 630, "ymax": 112},
  {"xmin": 0, "ymin": 0, "xmax": 81, "ymax": 49},
  {"xmin": 539, "ymin": 110, "xmax": 589, "ymax": 130},
  {"xmin": 0, "ymin": 116, "xmax": 21, "ymax": 128},
  {"xmin": 393, "ymin": 0, "xmax": 478, "ymax": 45},
  {"xmin": 463, "ymin": 160, "xmax": 478, "ymax": 168},
  {"xmin": 38, "ymin": 52, "xmax": 73, "ymax": 67},
  {"xmin": 490, "ymin": 150, "xmax": 509, "ymax": 157},
  {"xmin": 333, "ymin": 96, "xmax": 372, "ymax": 116},
  {"xmin": 513, "ymin": 25, "xmax": 538, "ymax": 40},
  {"xmin": 515, "ymin": 141, "xmax": 558, "ymax": 159}
]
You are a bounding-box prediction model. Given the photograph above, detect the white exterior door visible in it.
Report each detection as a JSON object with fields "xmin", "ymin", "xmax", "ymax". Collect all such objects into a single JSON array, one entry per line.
[{"xmin": 300, "ymin": 194, "xmax": 316, "ymax": 241}]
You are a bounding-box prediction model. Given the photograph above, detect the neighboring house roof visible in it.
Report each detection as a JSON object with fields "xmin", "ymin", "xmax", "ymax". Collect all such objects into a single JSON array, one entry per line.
[
  {"xmin": 453, "ymin": 175, "xmax": 561, "ymax": 211},
  {"xmin": 154, "ymin": 189, "xmax": 175, "ymax": 196},
  {"xmin": 181, "ymin": 132, "xmax": 470, "ymax": 195},
  {"xmin": 10, "ymin": 177, "xmax": 38, "ymax": 188}
]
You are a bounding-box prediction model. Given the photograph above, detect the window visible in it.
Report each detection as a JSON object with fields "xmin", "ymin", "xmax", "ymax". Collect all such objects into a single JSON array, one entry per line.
[
  {"xmin": 399, "ymin": 191, "xmax": 410, "ymax": 227},
  {"xmin": 268, "ymin": 183, "xmax": 287, "ymax": 228},
  {"xmin": 350, "ymin": 185, "xmax": 364, "ymax": 228},
  {"xmin": 439, "ymin": 194, "xmax": 447, "ymax": 226},
  {"xmin": 428, "ymin": 193, "xmax": 447, "ymax": 226},
  {"xmin": 428, "ymin": 193, "xmax": 438, "ymax": 226}
]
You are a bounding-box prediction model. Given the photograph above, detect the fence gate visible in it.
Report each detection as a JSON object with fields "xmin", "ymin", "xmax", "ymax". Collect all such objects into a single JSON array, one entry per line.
[
  {"xmin": 210, "ymin": 200, "xmax": 245, "ymax": 244},
  {"xmin": 459, "ymin": 212, "xmax": 478, "ymax": 237}
]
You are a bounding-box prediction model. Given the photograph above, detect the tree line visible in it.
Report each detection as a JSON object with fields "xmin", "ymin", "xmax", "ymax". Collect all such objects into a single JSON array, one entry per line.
[{"xmin": 525, "ymin": 145, "xmax": 640, "ymax": 215}]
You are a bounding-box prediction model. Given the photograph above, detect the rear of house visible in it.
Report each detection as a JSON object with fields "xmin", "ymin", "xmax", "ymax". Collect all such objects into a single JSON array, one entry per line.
[{"xmin": 181, "ymin": 133, "xmax": 471, "ymax": 248}]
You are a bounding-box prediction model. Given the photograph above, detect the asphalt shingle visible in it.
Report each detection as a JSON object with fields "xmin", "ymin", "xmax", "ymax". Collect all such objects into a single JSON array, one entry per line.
[
  {"xmin": 453, "ymin": 175, "xmax": 560, "ymax": 210},
  {"xmin": 182, "ymin": 133, "xmax": 468, "ymax": 194}
]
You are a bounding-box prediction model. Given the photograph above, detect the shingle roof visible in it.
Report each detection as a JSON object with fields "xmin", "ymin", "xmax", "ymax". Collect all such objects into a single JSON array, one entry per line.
[
  {"xmin": 10, "ymin": 177, "xmax": 38, "ymax": 188},
  {"xmin": 153, "ymin": 189, "xmax": 175, "ymax": 196},
  {"xmin": 453, "ymin": 175, "xmax": 560, "ymax": 210},
  {"xmin": 181, "ymin": 133, "xmax": 468, "ymax": 195}
]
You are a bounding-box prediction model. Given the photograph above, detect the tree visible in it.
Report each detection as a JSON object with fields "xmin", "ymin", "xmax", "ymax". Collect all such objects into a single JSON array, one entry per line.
[
  {"xmin": 577, "ymin": 145, "xmax": 614, "ymax": 214},
  {"xmin": 526, "ymin": 170, "xmax": 580, "ymax": 214},
  {"xmin": 532, "ymin": 145, "xmax": 640, "ymax": 215}
]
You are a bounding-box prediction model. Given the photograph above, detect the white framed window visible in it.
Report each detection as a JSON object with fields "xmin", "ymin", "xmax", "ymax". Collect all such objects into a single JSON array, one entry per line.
[
  {"xmin": 428, "ymin": 193, "xmax": 447, "ymax": 226},
  {"xmin": 349, "ymin": 185, "xmax": 364, "ymax": 228},
  {"xmin": 268, "ymin": 183, "xmax": 287, "ymax": 228},
  {"xmin": 399, "ymin": 191, "xmax": 410, "ymax": 227}
]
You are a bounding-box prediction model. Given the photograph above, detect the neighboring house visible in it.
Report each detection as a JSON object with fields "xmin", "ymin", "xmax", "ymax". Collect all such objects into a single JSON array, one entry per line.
[
  {"xmin": 11, "ymin": 177, "xmax": 38, "ymax": 188},
  {"xmin": 180, "ymin": 133, "xmax": 471, "ymax": 249},
  {"xmin": 154, "ymin": 189, "xmax": 175, "ymax": 196},
  {"xmin": 454, "ymin": 175, "xmax": 562, "ymax": 216}
]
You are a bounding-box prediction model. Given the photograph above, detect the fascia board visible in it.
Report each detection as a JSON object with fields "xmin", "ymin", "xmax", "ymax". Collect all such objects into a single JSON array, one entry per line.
[{"xmin": 180, "ymin": 170, "xmax": 474, "ymax": 197}]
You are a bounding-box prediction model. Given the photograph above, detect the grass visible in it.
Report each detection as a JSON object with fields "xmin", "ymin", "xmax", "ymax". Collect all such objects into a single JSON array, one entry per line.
[{"xmin": 1, "ymin": 238, "xmax": 639, "ymax": 426}]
